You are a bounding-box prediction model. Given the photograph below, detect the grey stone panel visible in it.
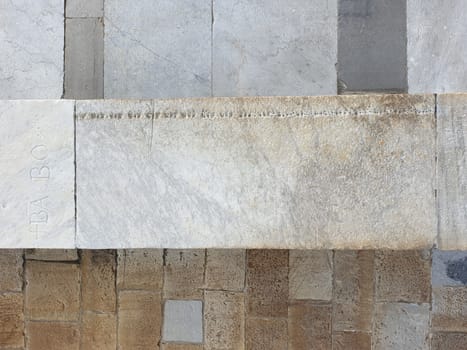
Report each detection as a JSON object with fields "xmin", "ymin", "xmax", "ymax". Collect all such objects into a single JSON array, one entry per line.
[
  {"xmin": 66, "ymin": 0, "xmax": 103, "ymax": 17},
  {"xmin": 432, "ymin": 250, "xmax": 467, "ymax": 286},
  {"xmin": 162, "ymin": 300, "xmax": 203, "ymax": 343}
]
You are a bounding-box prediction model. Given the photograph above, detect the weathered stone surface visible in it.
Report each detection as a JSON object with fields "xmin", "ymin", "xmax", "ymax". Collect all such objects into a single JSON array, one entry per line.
[
  {"xmin": 408, "ymin": 1, "xmax": 467, "ymax": 93},
  {"xmin": 288, "ymin": 301, "xmax": 332, "ymax": 350},
  {"xmin": 0, "ymin": 1, "xmax": 64, "ymax": 98},
  {"xmin": 104, "ymin": 0, "xmax": 211, "ymax": 98},
  {"xmin": 437, "ymin": 94, "xmax": 467, "ymax": 249},
  {"xmin": 65, "ymin": 18, "xmax": 104, "ymax": 99},
  {"xmin": 81, "ymin": 311, "xmax": 117, "ymax": 350},
  {"xmin": 373, "ymin": 303, "xmax": 430, "ymax": 350},
  {"xmin": 0, "ymin": 293, "xmax": 24, "ymax": 348},
  {"xmin": 205, "ymin": 249, "xmax": 245, "ymax": 291},
  {"xmin": 162, "ymin": 345, "xmax": 203, "ymax": 350},
  {"xmin": 27, "ymin": 321, "xmax": 80, "ymax": 350},
  {"xmin": 164, "ymin": 250, "xmax": 205, "ymax": 299},
  {"xmin": 245, "ymin": 318, "xmax": 287, "ymax": 350},
  {"xmin": 66, "ymin": 0, "xmax": 103, "ymax": 17},
  {"xmin": 0, "ymin": 100, "xmax": 75, "ymax": 248},
  {"xmin": 213, "ymin": 0, "xmax": 337, "ymax": 96},
  {"xmin": 289, "ymin": 250, "xmax": 332, "ymax": 301},
  {"xmin": 25, "ymin": 261, "xmax": 80, "ymax": 321},
  {"xmin": 162, "ymin": 300, "xmax": 203, "ymax": 343},
  {"xmin": 76, "ymin": 95, "xmax": 435, "ymax": 249},
  {"xmin": 118, "ymin": 291, "xmax": 161, "ymax": 349},
  {"xmin": 117, "ymin": 249, "xmax": 163, "ymax": 291},
  {"xmin": 81, "ymin": 250, "xmax": 116, "ymax": 312},
  {"xmin": 375, "ymin": 250, "xmax": 431, "ymax": 303},
  {"xmin": 432, "ymin": 287, "xmax": 467, "ymax": 332},
  {"xmin": 247, "ymin": 250, "xmax": 288, "ymax": 318},
  {"xmin": 25, "ymin": 249, "xmax": 78, "ymax": 261},
  {"xmin": 0, "ymin": 250, "xmax": 23, "ymax": 291},
  {"xmin": 333, "ymin": 250, "xmax": 374, "ymax": 332},
  {"xmin": 432, "ymin": 250, "xmax": 467, "ymax": 286},
  {"xmin": 205, "ymin": 291, "xmax": 244, "ymax": 349},
  {"xmin": 431, "ymin": 332, "xmax": 467, "ymax": 350},
  {"xmin": 332, "ymin": 332, "xmax": 371, "ymax": 350}
]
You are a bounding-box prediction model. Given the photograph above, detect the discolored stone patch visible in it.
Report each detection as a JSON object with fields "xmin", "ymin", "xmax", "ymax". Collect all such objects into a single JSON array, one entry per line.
[
  {"xmin": 162, "ymin": 300, "xmax": 203, "ymax": 343},
  {"xmin": 117, "ymin": 249, "xmax": 163, "ymax": 291},
  {"xmin": 27, "ymin": 321, "xmax": 80, "ymax": 350},
  {"xmin": 25, "ymin": 249, "xmax": 78, "ymax": 261},
  {"xmin": 246, "ymin": 318, "xmax": 287, "ymax": 350},
  {"xmin": 431, "ymin": 332, "xmax": 467, "ymax": 350},
  {"xmin": 432, "ymin": 250, "xmax": 467, "ymax": 286},
  {"xmin": 332, "ymin": 332, "xmax": 371, "ymax": 350},
  {"xmin": 205, "ymin": 249, "xmax": 245, "ymax": 291},
  {"xmin": 81, "ymin": 311, "xmax": 117, "ymax": 350},
  {"xmin": 432, "ymin": 287, "xmax": 467, "ymax": 332},
  {"xmin": 0, "ymin": 293, "xmax": 24, "ymax": 348},
  {"xmin": 162, "ymin": 345, "xmax": 204, "ymax": 350},
  {"xmin": 0, "ymin": 250, "xmax": 23, "ymax": 292}
]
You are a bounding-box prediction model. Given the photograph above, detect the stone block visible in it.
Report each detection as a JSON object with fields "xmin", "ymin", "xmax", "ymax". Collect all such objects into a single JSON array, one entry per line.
[
  {"xmin": 162, "ymin": 300, "xmax": 203, "ymax": 343},
  {"xmin": 164, "ymin": 250, "xmax": 205, "ymax": 299},
  {"xmin": 245, "ymin": 318, "xmax": 287, "ymax": 350},
  {"xmin": 80, "ymin": 311, "xmax": 117, "ymax": 350},
  {"xmin": 205, "ymin": 249, "xmax": 245, "ymax": 291},
  {"xmin": 289, "ymin": 250, "xmax": 332, "ymax": 301},
  {"xmin": 332, "ymin": 332, "xmax": 371, "ymax": 350},
  {"xmin": 333, "ymin": 250, "xmax": 374, "ymax": 332},
  {"xmin": 118, "ymin": 290, "xmax": 162, "ymax": 349},
  {"xmin": 81, "ymin": 250, "xmax": 116, "ymax": 312},
  {"xmin": 0, "ymin": 250, "xmax": 23, "ymax": 292},
  {"xmin": 117, "ymin": 249, "xmax": 163, "ymax": 291},
  {"xmin": 25, "ymin": 249, "xmax": 78, "ymax": 261},
  {"xmin": 104, "ymin": 0, "xmax": 211, "ymax": 98},
  {"xmin": 213, "ymin": 0, "xmax": 337, "ymax": 96},
  {"xmin": 247, "ymin": 250, "xmax": 288, "ymax": 318},
  {"xmin": 432, "ymin": 332, "xmax": 467, "ymax": 350},
  {"xmin": 25, "ymin": 261, "xmax": 80, "ymax": 321},
  {"xmin": 0, "ymin": 293, "xmax": 24, "ymax": 348},
  {"xmin": 432, "ymin": 250, "xmax": 467, "ymax": 286},
  {"xmin": 372, "ymin": 303, "xmax": 430, "ymax": 350},
  {"xmin": 27, "ymin": 321, "xmax": 80, "ymax": 350},
  {"xmin": 408, "ymin": 1, "xmax": 467, "ymax": 93},
  {"xmin": 375, "ymin": 250, "xmax": 431, "ymax": 303},
  {"xmin": 162, "ymin": 345, "xmax": 203, "ymax": 350},
  {"xmin": 432, "ymin": 287, "xmax": 467, "ymax": 332},
  {"xmin": 65, "ymin": 18, "xmax": 104, "ymax": 99},
  {"xmin": 66, "ymin": 0, "xmax": 103, "ymax": 17},
  {"xmin": 0, "ymin": 0, "xmax": 64, "ymax": 98},
  {"xmin": 0, "ymin": 100, "xmax": 75, "ymax": 248},
  {"xmin": 205, "ymin": 291, "xmax": 244, "ymax": 349}
]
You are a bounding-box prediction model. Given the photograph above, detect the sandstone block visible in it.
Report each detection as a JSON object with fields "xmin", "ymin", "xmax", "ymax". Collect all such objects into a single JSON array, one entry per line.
[
  {"xmin": 432, "ymin": 287, "xmax": 467, "ymax": 332},
  {"xmin": 205, "ymin": 249, "xmax": 245, "ymax": 291},
  {"xmin": 245, "ymin": 318, "xmax": 287, "ymax": 350},
  {"xmin": 117, "ymin": 249, "xmax": 163, "ymax": 291},
  {"xmin": 332, "ymin": 332, "xmax": 371, "ymax": 350},
  {"xmin": 431, "ymin": 332, "xmax": 467, "ymax": 350},
  {"xmin": 164, "ymin": 250, "xmax": 205, "ymax": 299},
  {"xmin": 80, "ymin": 311, "xmax": 117, "ymax": 350},
  {"xmin": 0, "ymin": 293, "xmax": 24, "ymax": 348},
  {"xmin": 0, "ymin": 250, "xmax": 23, "ymax": 292},
  {"xmin": 27, "ymin": 321, "xmax": 80, "ymax": 350},
  {"xmin": 25, "ymin": 249, "xmax": 78, "ymax": 261}
]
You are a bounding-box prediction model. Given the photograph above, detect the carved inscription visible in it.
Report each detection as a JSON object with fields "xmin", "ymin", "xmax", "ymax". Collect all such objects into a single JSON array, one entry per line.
[{"xmin": 29, "ymin": 144, "xmax": 49, "ymax": 235}]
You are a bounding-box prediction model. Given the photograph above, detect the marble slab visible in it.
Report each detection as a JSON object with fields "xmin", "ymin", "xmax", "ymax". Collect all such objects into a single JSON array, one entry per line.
[
  {"xmin": 76, "ymin": 95, "xmax": 436, "ymax": 249},
  {"xmin": 0, "ymin": 101, "xmax": 75, "ymax": 247}
]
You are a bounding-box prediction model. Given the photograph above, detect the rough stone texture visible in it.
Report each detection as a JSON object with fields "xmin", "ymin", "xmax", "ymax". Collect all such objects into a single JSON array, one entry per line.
[
  {"xmin": 432, "ymin": 287, "xmax": 467, "ymax": 332},
  {"xmin": 25, "ymin": 249, "xmax": 78, "ymax": 261},
  {"xmin": 81, "ymin": 312, "xmax": 117, "ymax": 350},
  {"xmin": 0, "ymin": 293, "xmax": 24, "ymax": 348},
  {"xmin": 431, "ymin": 332, "xmax": 467, "ymax": 350},
  {"xmin": 27, "ymin": 321, "xmax": 80, "ymax": 350},
  {"xmin": 0, "ymin": 0, "xmax": 64, "ymax": 98},
  {"xmin": 205, "ymin": 249, "xmax": 245, "ymax": 291},
  {"xmin": 66, "ymin": 0, "xmax": 103, "ymax": 17},
  {"xmin": 288, "ymin": 301, "xmax": 332, "ymax": 350},
  {"xmin": 289, "ymin": 250, "xmax": 332, "ymax": 301},
  {"xmin": 164, "ymin": 250, "xmax": 205, "ymax": 299},
  {"xmin": 81, "ymin": 250, "xmax": 116, "ymax": 312},
  {"xmin": 408, "ymin": 1, "xmax": 467, "ymax": 93},
  {"xmin": 117, "ymin": 249, "xmax": 163, "ymax": 291},
  {"xmin": 332, "ymin": 332, "xmax": 371, "ymax": 350},
  {"xmin": 205, "ymin": 291, "xmax": 245, "ymax": 349},
  {"xmin": 373, "ymin": 303, "xmax": 430, "ymax": 350},
  {"xmin": 213, "ymin": 0, "xmax": 337, "ymax": 96},
  {"xmin": 104, "ymin": 0, "xmax": 211, "ymax": 98},
  {"xmin": 0, "ymin": 250, "xmax": 23, "ymax": 291},
  {"xmin": 65, "ymin": 18, "xmax": 104, "ymax": 99},
  {"xmin": 432, "ymin": 250, "xmax": 467, "ymax": 286},
  {"xmin": 375, "ymin": 250, "xmax": 431, "ymax": 303},
  {"xmin": 118, "ymin": 290, "xmax": 162, "ymax": 349},
  {"xmin": 76, "ymin": 95, "xmax": 436, "ymax": 249},
  {"xmin": 162, "ymin": 300, "xmax": 203, "ymax": 343},
  {"xmin": 333, "ymin": 250, "xmax": 374, "ymax": 332},
  {"xmin": 338, "ymin": 0, "xmax": 407, "ymax": 93},
  {"xmin": 245, "ymin": 318, "xmax": 288, "ymax": 350},
  {"xmin": 247, "ymin": 250, "xmax": 288, "ymax": 318},
  {"xmin": 0, "ymin": 100, "xmax": 75, "ymax": 248},
  {"xmin": 437, "ymin": 94, "xmax": 467, "ymax": 249},
  {"xmin": 25, "ymin": 261, "xmax": 80, "ymax": 321}
]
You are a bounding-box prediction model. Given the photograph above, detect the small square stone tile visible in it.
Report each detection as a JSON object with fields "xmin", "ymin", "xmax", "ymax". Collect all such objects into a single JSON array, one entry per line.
[
  {"xmin": 81, "ymin": 311, "xmax": 116, "ymax": 350},
  {"xmin": 205, "ymin": 291, "xmax": 244, "ymax": 349},
  {"xmin": 246, "ymin": 318, "xmax": 287, "ymax": 350},
  {"xmin": 27, "ymin": 321, "xmax": 80, "ymax": 350},
  {"xmin": 205, "ymin": 249, "xmax": 245, "ymax": 291},
  {"xmin": 118, "ymin": 291, "xmax": 162, "ymax": 349},
  {"xmin": 375, "ymin": 250, "xmax": 431, "ymax": 302},
  {"xmin": 432, "ymin": 250, "xmax": 467, "ymax": 287},
  {"xmin": 164, "ymin": 250, "xmax": 205, "ymax": 299},
  {"xmin": 288, "ymin": 301, "xmax": 332, "ymax": 350},
  {"xmin": 432, "ymin": 287, "xmax": 467, "ymax": 332},
  {"xmin": 25, "ymin": 261, "xmax": 80, "ymax": 321},
  {"xmin": 0, "ymin": 293, "xmax": 24, "ymax": 348},
  {"xmin": 81, "ymin": 250, "xmax": 116, "ymax": 313},
  {"xmin": 117, "ymin": 249, "xmax": 163, "ymax": 291},
  {"xmin": 66, "ymin": 0, "xmax": 103, "ymax": 17},
  {"xmin": 333, "ymin": 250, "xmax": 374, "ymax": 332},
  {"xmin": 25, "ymin": 249, "xmax": 78, "ymax": 261},
  {"xmin": 332, "ymin": 332, "xmax": 371, "ymax": 350},
  {"xmin": 162, "ymin": 300, "xmax": 203, "ymax": 343},
  {"xmin": 431, "ymin": 332, "xmax": 467, "ymax": 350},
  {"xmin": 289, "ymin": 250, "xmax": 332, "ymax": 301},
  {"xmin": 247, "ymin": 250, "xmax": 288, "ymax": 318},
  {"xmin": 162, "ymin": 345, "xmax": 204, "ymax": 350},
  {"xmin": 373, "ymin": 303, "xmax": 430, "ymax": 350},
  {"xmin": 0, "ymin": 250, "xmax": 23, "ymax": 292}
]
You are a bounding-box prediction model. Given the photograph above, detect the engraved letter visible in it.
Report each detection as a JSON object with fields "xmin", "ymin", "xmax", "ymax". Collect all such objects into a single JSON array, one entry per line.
[
  {"xmin": 31, "ymin": 145, "xmax": 47, "ymax": 160},
  {"xmin": 30, "ymin": 166, "xmax": 50, "ymax": 180}
]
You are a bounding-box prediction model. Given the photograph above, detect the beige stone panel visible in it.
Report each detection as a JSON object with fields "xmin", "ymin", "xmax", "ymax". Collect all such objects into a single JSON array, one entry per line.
[
  {"xmin": 27, "ymin": 321, "xmax": 80, "ymax": 350},
  {"xmin": 0, "ymin": 293, "xmax": 24, "ymax": 348},
  {"xmin": 205, "ymin": 249, "xmax": 245, "ymax": 291},
  {"xmin": 332, "ymin": 332, "xmax": 371, "ymax": 350},
  {"xmin": 0, "ymin": 250, "xmax": 23, "ymax": 292},
  {"xmin": 245, "ymin": 318, "xmax": 287, "ymax": 350},
  {"xmin": 25, "ymin": 249, "xmax": 78, "ymax": 261},
  {"xmin": 117, "ymin": 249, "xmax": 163, "ymax": 291},
  {"xmin": 80, "ymin": 311, "xmax": 117, "ymax": 350}
]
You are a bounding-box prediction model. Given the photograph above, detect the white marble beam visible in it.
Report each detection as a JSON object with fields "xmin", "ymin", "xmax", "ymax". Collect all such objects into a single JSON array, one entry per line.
[{"xmin": 76, "ymin": 95, "xmax": 436, "ymax": 249}]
